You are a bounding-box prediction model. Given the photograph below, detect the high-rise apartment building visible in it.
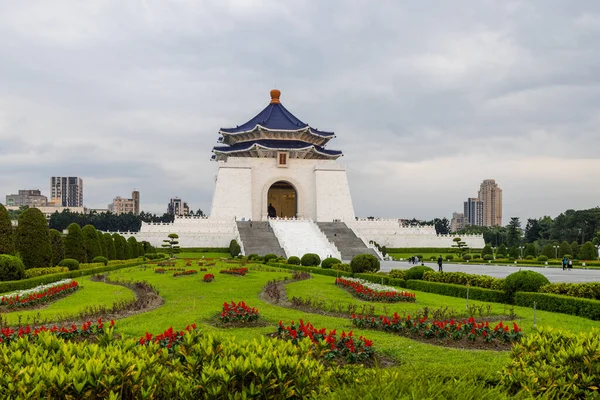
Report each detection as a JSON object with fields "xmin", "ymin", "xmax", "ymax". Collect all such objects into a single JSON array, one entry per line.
[
  {"xmin": 167, "ymin": 198, "xmax": 189, "ymax": 216},
  {"xmin": 108, "ymin": 190, "xmax": 140, "ymax": 215},
  {"xmin": 478, "ymin": 179, "xmax": 502, "ymax": 226},
  {"xmin": 464, "ymin": 197, "xmax": 483, "ymax": 226},
  {"xmin": 50, "ymin": 177, "xmax": 83, "ymax": 207},
  {"xmin": 5, "ymin": 190, "xmax": 48, "ymax": 207},
  {"xmin": 450, "ymin": 212, "xmax": 465, "ymax": 232}
]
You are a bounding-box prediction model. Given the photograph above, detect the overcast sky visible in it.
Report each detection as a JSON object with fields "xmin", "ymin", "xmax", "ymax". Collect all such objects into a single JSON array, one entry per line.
[{"xmin": 1, "ymin": 0, "xmax": 599, "ymax": 222}]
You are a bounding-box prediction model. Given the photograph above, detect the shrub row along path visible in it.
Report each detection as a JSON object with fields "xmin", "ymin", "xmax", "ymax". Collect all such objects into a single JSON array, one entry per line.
[{"xmin": 380, "ymin": 261, "xmax": 600, "ymax": 283}]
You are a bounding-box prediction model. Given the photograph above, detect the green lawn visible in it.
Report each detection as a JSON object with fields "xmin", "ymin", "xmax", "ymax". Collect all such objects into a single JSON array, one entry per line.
[{"xmin": 176, "ymin": 252, "xmax": 231, "ymax": 259}]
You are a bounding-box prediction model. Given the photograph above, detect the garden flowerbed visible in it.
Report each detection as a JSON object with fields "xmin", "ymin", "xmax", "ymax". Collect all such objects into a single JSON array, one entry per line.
[
  {"xmin": 335, "ymin": 277, "xmax": 416, "ymax": 302},
  {"xmin": 351, "ymin": 314, "xmax": 522, "ymax": 350},
  {"xmin": 203, "ymin": 274, "xmax": 214, "ymax": 282},
  {"xmin": 155, "ymin": 267, "xmax": 184, "ymax": 274},
  {"xmin": 173, "ymin": 270, "xmax": 198, "ymax": 277},
  {"xmin": 220, "ymin": 268, "xmax": 248, "ymax": 276},
  {"xmin": 0, "ymin": 318, "xmax": 114, "ymax": 344},
  {"xmin": 214, "ymin": 301, "xmax": 267, "ymax": 328},
  {"xmin": 0, "ymin": 280, "xmax": 80, "ymax": 310},
  {"xmin": 139, "ymin": 324, "xmax": 197, "ymax": 352}
]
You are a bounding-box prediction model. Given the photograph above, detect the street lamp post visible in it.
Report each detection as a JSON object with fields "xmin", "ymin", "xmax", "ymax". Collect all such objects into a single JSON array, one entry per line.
[
  {"xmin": 595, "ymin": 245, "xmax": 600, "ymax": 261},
  {"xmin": 553, "ymin": 245, "xmax": 559, "ymax": 259},
  {"xmin": 519, "ymin": 246, "xmax": 524, "ymax": 259},
  {"xmin": 492, "ymin": 247, "xmax": 497, "ymax": 260}
]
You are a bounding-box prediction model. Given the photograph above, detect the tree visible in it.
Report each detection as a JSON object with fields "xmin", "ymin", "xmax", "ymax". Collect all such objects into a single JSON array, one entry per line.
[
  {"xmin": 451, "ymin": 237, "xmax": 469, "ymax": 257},
  {"xmin": 523, "ymin": 243, "xmax": 537, "ymax": 258},
  {"xmin": 104, "ymin": 233, "xmax": 116, "ymax": 260},
  {"xmin": 524, "ymin": 219, "xmax": 541, "ymax": 244},
  {"xmin": 112, "ymin": 234, "xmax": 125, "ymax": 260},
  {"xmin": 570, "ymin": 241, "xmax": 580, "ymax": 259},
  {"xmin": 142, "ymin": 241, "xmax": 155, "ymax": 254},
  {"xmin": 49, "ymin": 229, "xmax": 64, "ymax": 267},
  {"xmin": 508, "ymin": 246, "xmax": 519, "ymax": 259},
  {"xmin": 481, "ymin": 245, "xmax": 493, "ymax": 257},
  {"xmin": 434, "ymin": 218, "xmax": 450, "ymax": 235},
  {"xmin": 162, "ymin": 233, "xmax": 180, "ymax": 258},
  {"xmin": 0, "ymin": 204, "xmax": 15, "ymax": 255},
  {"xmin": 82, "ymin": 225, "xmax": 102, "ymax": 262},
  {"xmin": 540, "ymin": 244, "xmax": 554, "ymax": 259},
  {"xmin": 16, "ymin": 208, "xmax": 52, "ymax": 269},
  {"xmin": 229, "ymin": 239, "xmax": 241, "ymax": 257},
  {"xmin": 127, "ymin": 236, "xmax": 139, "ymax": 258},
  {"xmin": 579, "ymin": 241, "xmax": 597, "ymax": 260},
  {"xmin": 497, "ymin": 243, "xmax": 507, "ymax": 257},
  {"xmin": 557, "ymin": 241, "xmax": 572, "ymax": 258},
  {"xmin": 137, "ymin": 242, "xmax": 144, "ymax": 258},
  {"xmin": 98, "ymin": 230, "xmax": 108, "ymax": 258},
  {"xmin": 124, "ymin": 240, "xmax": 132, "ymax": 259},
  {"xmin": 506, "ymin": 217, "xmax": 523, "ymax": 248},
  {"xmin": 64, "ymin": 223, "xmax": 87, "ymax": 263}
]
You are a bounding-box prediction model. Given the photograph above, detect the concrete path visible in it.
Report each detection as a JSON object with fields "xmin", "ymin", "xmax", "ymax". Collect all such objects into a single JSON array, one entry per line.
[{"xmin": 380, "ymin": 261, "xmax": 600, "ymax": 283}]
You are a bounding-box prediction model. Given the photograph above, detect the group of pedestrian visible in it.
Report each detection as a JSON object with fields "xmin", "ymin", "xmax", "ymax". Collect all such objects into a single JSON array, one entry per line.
[
  {"xmin": 408, "ymin": 256, "xmax": 420, "ymax": 265},
  {"xmin": 562, "ymin": 256, "xmax": 573, "ymax": 271}
]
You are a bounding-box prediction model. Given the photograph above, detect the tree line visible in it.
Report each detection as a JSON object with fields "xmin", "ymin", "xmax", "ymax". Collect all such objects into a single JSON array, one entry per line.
[{"xmin": 0, "ymin": 205, "xmax": 156, "ymax": 275}]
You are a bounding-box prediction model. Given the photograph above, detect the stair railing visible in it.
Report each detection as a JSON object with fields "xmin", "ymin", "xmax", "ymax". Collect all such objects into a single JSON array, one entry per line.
[
  {"xmin": 233, "ymin": 220, "xmax": 246, "ymax": 256},
  {"xmin": 347, "ymin": 223, "xmax": 384, "ymax": 260}
]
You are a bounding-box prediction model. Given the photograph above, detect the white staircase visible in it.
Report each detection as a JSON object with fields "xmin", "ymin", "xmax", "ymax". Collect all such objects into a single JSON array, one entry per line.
[{"xmin": 269, "ymin": 219, "xmax": 341, "ymax": 261}]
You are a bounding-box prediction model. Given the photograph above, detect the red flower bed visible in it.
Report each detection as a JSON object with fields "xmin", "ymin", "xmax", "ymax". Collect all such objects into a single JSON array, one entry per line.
[
  {"xmin": 199, "ymin": 268, "xmax": 208, "ymax": 271},
  {"xmin": 138, "ymin": 324, "xmax": 197, "ymax": 350},
  {"xmin": 155, "ymin": 267, "xmax": 184, "ymax": 273},
  {"xmin": 220, "ymin": 268, "xmax": 248, "ymax": 276},
  {"xmin": 0, "ymin": 318, "xmax": 114, "ymax": 344},
  {"xmin": 203, "ymin": 274, "xmax": 214, "ymax": 282},
  {"xmin": 173, "ymin": 270, "xmax": 198, "ymax": 277},
  {"xmin": 351, "ymin": 314, "xmax": 522, "ymax": 343},
  {"xmin": 0, "ymin": 281, "xmax": 80, "ymax": 309},
  {"xmin": 277, "ymin": 320, "xmax": 374, "ymax": 363},
  {"xmin": 219, "ymin": 301, "xmax": 259, "ymax": 323},
  {"xmin": 335, "ymin": 278, "xmax": 415, "ymax": 303}
]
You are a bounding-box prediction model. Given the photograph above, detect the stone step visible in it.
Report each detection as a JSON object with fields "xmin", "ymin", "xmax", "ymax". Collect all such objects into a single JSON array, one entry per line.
[
  {"xmin": 317, "ymin": 222, "xmax": 380, "ymax": 261},
  {"xmin": 236, "ymin": 221, "xmax": 286, "ymax": 257}
]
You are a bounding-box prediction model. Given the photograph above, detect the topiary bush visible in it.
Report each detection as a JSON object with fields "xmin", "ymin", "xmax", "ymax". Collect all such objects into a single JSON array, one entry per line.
[
  {"xmin": 472, "ymin": 254, "xmax": 481, "ymax": 259},
  {"xmin": 350, "ymin": 254, "xmax": 380, "ymax": 273},
  {"xmin": 247, "ymin": 254, "xmax": 259, "ymax": 261},
  {"xmin": 0, "ymin": 254, "xmax": 26, "ymax": 281},
  {"xmin": 0, "ymin": 204, "xmax": 15, "ymax": 255},
  {"xmin": 445, "ymin": 254, "xmax": 454, "ymax": 261},
  {"xmin": 287, "ymin": 256, "xmax": 301, "ymax": 265},
  {"xmin": 503, "ymin": 270, "xmax": 550, "ymax": 297},
  {"xmin": 91, "ymin": 256, "xmax": 108, "ymax": 266},
  {"xmin": 525, "ymin": 255, "xmax": 534, "ymax": 260},
  {"xmin": 321, "ymin": 257, "xmax": 341, "ymax": 269},
  {"xmin": 229, "ymin": 240, "xmax": 241, "ymax": 257},
  {"xmin": 483, "ymin": 254, "xmax": 493, "ymax": 261},
  {"xmin": 58, "ymin": 258, "xmax": 80, "ymax": 271},
  {"xmin": 389, "ymin": 269, "xmax": 406, "ymax": 279},
  {"xmin": 263, "ymin": 254, "xmax": 278, "ymax": 264},
  {"xmin": 405, "ymin": 265, "xmax": 434, "ymax": 280},
  {"xmin": 333, "ymin": 263, "xmax": 351, "ymax": 272},
  {"xmin": 301, "ymin": 253, "xmax": 321, "ymax": 267},
  {"xmin": 462, "ymin": 255, "xmax": 472, "ymax": 261},
  {"xmin": 537, "ymin": 255, "xmax": 548, "ymax": 262},
  {"xmin": 16, "ymin": 208, "xmax": 52, "ymax": 269}
]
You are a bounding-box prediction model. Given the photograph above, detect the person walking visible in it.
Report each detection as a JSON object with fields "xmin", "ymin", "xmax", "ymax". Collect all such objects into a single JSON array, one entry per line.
[
  {"xmin": 562, "ymin": 256, "xmax": 567, "ymax": 271},
  {"xmin": 437, "ymin": 255, "xmax": 443, "ymax": 272},
  {"xmin": 568, "ymin": 258, "xmax": 573, "ymax": 270}
]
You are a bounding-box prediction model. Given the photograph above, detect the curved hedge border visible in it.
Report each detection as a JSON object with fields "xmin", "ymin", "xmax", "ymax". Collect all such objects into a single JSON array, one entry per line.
[{"xmin": 0, "ymin": 259, "xmax": 147, "ymax": 294}]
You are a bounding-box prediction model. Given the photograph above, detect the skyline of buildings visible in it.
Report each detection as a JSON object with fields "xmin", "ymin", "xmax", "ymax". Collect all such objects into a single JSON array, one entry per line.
[
  {"xmin": 108, "ymin": 191, "xmax": 140, "ymax": 216},
  {"xmin": 50, "ymin": 177, "xmax": 84, "ymax": 208},
  {"xmin": 167, "ymin": 198, "xmax": 190, "ymax": 216},
  {"xmin": 452, "ymin": 179, "xmax": 503, "ymax": 231},
  {"xmin": 5, "ymin": 189, "xmax": 48, "ymax": 208}
]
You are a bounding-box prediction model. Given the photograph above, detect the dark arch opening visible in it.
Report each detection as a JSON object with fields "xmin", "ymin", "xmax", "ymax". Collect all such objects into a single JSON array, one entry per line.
[{"xmin": 267, "ymin": 181, "xmax": 297, "ymax": 218}]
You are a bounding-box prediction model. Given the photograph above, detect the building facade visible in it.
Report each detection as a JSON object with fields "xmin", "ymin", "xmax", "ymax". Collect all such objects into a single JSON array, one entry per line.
[
  {"xmin": 5, "ymin": 190, "xmax": 48, "ymax": 207},
  {"xmin": 167, "ymin": 198, "xmax": 189, "ymax": 216},
  {"xmin": 108, "ymin": 191, "xmax": 140, "ymax": 215},
  {"xmin": 50, "ymin": 177, "xmax": 83, "ymax": 207},
  {"xmin": 478, "ymin": 179, "xmax": 502, "ymax": 226},
  {"xmin": 450, "ymin": 212, "xmax": 465, "ymax": 232},
  {"xmin": 464, "ymin": 197, "xmax": 483, "ymax": 226}
]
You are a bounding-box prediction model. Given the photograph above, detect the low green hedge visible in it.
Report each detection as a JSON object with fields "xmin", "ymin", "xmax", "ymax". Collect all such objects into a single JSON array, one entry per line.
[
  {"xmin": 514, "ymin": 292, "xmax": 600, "ymax": 321},
  {"xmin": 387, "ymin": 248, "xmax": 483, "ymax": 253},
  {"xmin": 0, "ymin": 260, "xmax": 146, "ymax": 294},
  {"xmin": 404, "ymin": 280, "xmax": 509, "ymax": 303},
  {"xmin": 269, "ymin": 262, "xmax": 352, "ymax": 278},
  {"xmin": 178, "ymin": 248, "xmax": 229, "ymax": 253}
]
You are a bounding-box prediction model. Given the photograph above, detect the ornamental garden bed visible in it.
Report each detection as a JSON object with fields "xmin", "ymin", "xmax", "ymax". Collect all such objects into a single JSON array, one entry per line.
[
  {"xmin": 335, "ymin": 277, "xmax": 416, "ymax": 303},
  {"xmin": 173, "ymin": 270, "xmax": 198, "ymax": 277},
  {"xmin": 219, "ymin": 268, "xmax": 249, "ymax": 276},
  {"xmin": 351, "ymin": 314, "xmax": 522, "ymax": 351},
  {"xmin": 211, "ymin": 301, "xmax": 268, "ymax": 328},
  {"xmin": 0, "ymin": 318, "xmax": 115, "ymax": 345},
  {"xmin": 154, "ymin": 267, "xmax": 185, "ymax": 274},
  {"xmin": 0, "ymin": 279, "xmax": 80, "ymax": 310},
  {"xmin": 203, "ymin": 274, "xmax": 214, "ymax": 282}
]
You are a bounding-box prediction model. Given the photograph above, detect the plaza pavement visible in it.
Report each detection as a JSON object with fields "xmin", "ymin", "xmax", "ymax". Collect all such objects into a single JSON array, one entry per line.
[{"xmin": 380, "ymin": 260, "xmax": 600, "ymax": 283}]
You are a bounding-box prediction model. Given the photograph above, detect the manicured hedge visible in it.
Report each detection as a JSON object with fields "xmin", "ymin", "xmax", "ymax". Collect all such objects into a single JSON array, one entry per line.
[
  {"xmin": 514, "ymin": 292, "xmax": 600, "ymax": 321},
  {"xmin": 269, "ymin": 262, "xmax": 353, "ymax": 278},
  {"xmin": 0, "ymin": 260, "xmax": 146, "ymax": 294},
  {"xmin": 178, "ymin": 248, "xmax": 229, "ymax": 253},
  {"xmin": 387, "ymin": 248, "xmax": 483, "ymax": 253},
  {"xmin": 404, "ymin": 280, "xmax": 509, "ymax": 303}
]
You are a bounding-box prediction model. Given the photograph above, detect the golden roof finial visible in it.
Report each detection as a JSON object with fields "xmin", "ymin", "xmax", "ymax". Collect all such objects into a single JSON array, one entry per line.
[{"xmin": 270, "ymin": 89, "xmax": 281, "ymax": 104}]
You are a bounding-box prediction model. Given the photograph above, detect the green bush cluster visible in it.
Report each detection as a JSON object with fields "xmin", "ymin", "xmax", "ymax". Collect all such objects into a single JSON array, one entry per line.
[
  {"xmin": 539, "ymin": 282, "xmax": 600, "ymax": 301},
  {"xmin": 482, "ymin": 254, "xmax": 493, "ymax": 261},
  {"xmin": 404, "ymin": 280, "xmax": 507, "ymax": 303},
  {"xmin": 501, "ymin": 327, "xmax": 600, "ymax": 397},
  {"xmin": 462, "ymin": 255, "xmax": 472, "ymax": 261},
  {"xmin": 228, "ymin": 240, "xmax": 241, "ymax": 257},
  {"xmin": 91, "ymin": 256, "xmax": 108, "ymax": 266},
  {"xmin": 263, "ymin": 254, "xmax": 278, "ymax": 264},
  {"xmin": 321, "ymin": 257, "xmax": 341, "ymax": 269},
  {"xmin": 301, "ymin": 253, "xmax": 321, "ymax": 267},
  {"xmin": 389, "ymin": 269, "xmax": 407, "ymax": 280},
  {"xmin": 0, "ymin": 330, "xmax": 345, "ymax": 399},
  {"xmin": 332, "ymin": 263, "xmax": 351, "ymax": 272},
  {"xmin": 16, "ymin": 208, "xmax": 52, "ymax": 269},
  {"xmin": 287, "ymin": 256, "xmax": 301, "ymax": 265},
  {"xmin": 514, "ymin": 292, "xmax": 600, "ymax": 320},
  {"xmin": 0, "ymin": 254, "xmax": 25, "ymax": 282},
  {"xmin": 422, "ymin": 271, "xmax": 504, "ymax": 290},
  {"xmin": 24, "ymin": 267, "xmax": 69, "ymax": 279},
  {"xmin": 405, "ymin": 266, "xmax": 434, "ymax": 280},
  {"xmin": 58, "ymin": 259, "xmax": 80, "ymax": 271},
  {"xmin": 349, "ymin": 254, "xmax": 380, "ymax": 273},
  {"xmin": 537, "ymin": 255, "xmax": 548, "ymax": 262},
  {"xmin": 445, "ymin": 254, "xmax": 454, "ymax": 261},
  {"xmin": 0, "ymin": 204, "xmax": 15, "ymax": 255},
  {"xmin": 503, "ymin": 270, "xmax": 550, "ymax": 296}
]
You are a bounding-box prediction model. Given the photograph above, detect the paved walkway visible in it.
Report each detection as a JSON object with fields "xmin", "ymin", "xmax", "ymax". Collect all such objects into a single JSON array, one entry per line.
[{"xmin": 380, "ymin": 261, "xmax": 600, "ymax": 283}]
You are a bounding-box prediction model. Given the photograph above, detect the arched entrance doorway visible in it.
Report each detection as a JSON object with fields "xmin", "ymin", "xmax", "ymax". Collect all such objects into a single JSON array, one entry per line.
[{"xmin": 267, "ymin": 181, "xmax": 297, "ymax": 218}]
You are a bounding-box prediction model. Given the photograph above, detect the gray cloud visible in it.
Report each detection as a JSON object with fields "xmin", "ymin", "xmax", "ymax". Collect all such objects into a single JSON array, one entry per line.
[{"xmin": 1, "ymin": 0, "xmax": 599, "ymax": 221}]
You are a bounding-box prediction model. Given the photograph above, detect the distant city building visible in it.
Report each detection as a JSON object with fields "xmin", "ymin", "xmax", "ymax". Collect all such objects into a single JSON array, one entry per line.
[
  {"xmin": 5, "ymin": 190, "xmax": 48, "ymax": 207},
  {"xmin": 167, "ymin": 198, "xmax": 189, "ymax": 216},
  {"xmin": 50, "ymin": 177, "xmax": 83, "ymax": 207},
  {"xmin": 6, "ymin": 205, "xmax": 85, "ymax": 220},
  {"xmin": 478, "ymin": 179, "xmax": 503, "ymax": 227},
  {"xmin": 464, "ymin": 197, "xmax": 483, "ymax": 226},
  {"xmin": 450, "ymin": 212, "xmax": 465, "ymax": 232},
  {"xmin": 108, "ymin": 191, "xmax": 140, "ymax": 215}
]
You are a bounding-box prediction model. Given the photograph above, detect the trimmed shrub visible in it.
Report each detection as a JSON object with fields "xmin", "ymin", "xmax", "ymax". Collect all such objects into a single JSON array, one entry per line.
[
  {"xmin": 350, "ymin": 254, "xmax": 380, "ymax": 273},
  {"xmin": 422, "ymin": 271, "xmax": 504, "ymax": 290},
  {"xmin": 405, "ymin": 265, "xmax": 434, "ymax": 280},
  {"xmin": 98, "ymin": 230, "xmax": 108, "ymax": 258},
  {"xmin": 25, "ymin": 267, "xmax": 69, "ymax": 278},
  {"xmin": 49, "ymin": 229, "xmax": 64, "ymax": 267},
  {"xmin": 104, "ymin": 233, "xmax": 116, "ymax": 261},
  {"xmin": 462, "ymin": 255, "xmax": 472, "ymax": 261},
  {"xmin": 301, "ymin": 253, "xmax": 321, "ymax": 267},
  {"xmin": 287, "ymin": 256, "xmax": 301, "ymax": 265},
  {"xmin": 263, "ymin": 254, "xmax": 278, "ymax": 264},
  {"xmin": 0, "ymin": 254, "xmax": 26, "ymax": 281},
  {"xmin": 523, "ymin": 243, "xmax": 537, "ymax": 258},
  {"xmin": 127, "ymin": 236, "xmax": 139, "ymax": 258},
  {"xmin": 579, "ymin": 241, "xmax": 597, "ymax": 260},
  {"xmin": 332, "ymin": 263, "xmax": 351, "ymax": 272},
  {"xmin": 91, "ymin": 256, "xmax": 109, "ymax": 266},
  {"xmin": 497, "ymin": 243, "xmax": 507, "ymax": 258},
  {"xmin": 389, "ymin": 269, "xmax": 406, "ymax": 279},
  {"xmin": 514, "ymin": 292, "xmax": 600, "ymax": 320},
  {"xmin": 483, "ymin": 254, "xmax": 493, "ymax": 261},
  {"xmin": 570, "ymin": 241, "xmax": 580, "ymax": 259},
  {"xmin": 247, "ymin": 254, "xmax": 260, "ymax": 261},
  {"xmin": 539, "ymin": 282, "xmax": 600, "ymax": 300},
  {"xmin": 16, "ymin": 208, "xmax": 52, "ymax": 269},
  {"xmin": 540, "ymin": 244, "xmax": 554, "ymax": 259},
  {"xmin": 65, "ymin": 224, "xmax": 87, "ymax": 263},
  {"xmin": 524, "ymin": 255, "xmax": 534, "ymax": 260},
  {"xmin": 82, "ymin": 225, "xmax": 102, "ymax": 262},
  {"xmin": 537, "ymin": 255, "xmax": 548, "ymax": 262},
  {"xmin": 112, "ymin": 234, "xmax": 126, "ymax": 260},
  {"xmin": 557, "ymin": 241, "xmax": 572, "ymax": 259},
  {"xmin": 58, "ymin": 258, "xmax": 80, "ymax": 271},
  {"xmin": 229, "ymin": 239, "xmax": 241, "ymax": 257},
  {"xmin": 481, "ymin": 245, "xmax": 493, "ymax": 257},
  {"xmin": 445, "ymin": 254, "xmax": 454, "ymax": 261},
  {"xmin": 508, "ymin": 246, "xmax": 519, "ymax": 259},
  {"xmin": 0, "ymin": 204, "xmax": 14, "ymax": 255},
  {"xmin": 472, "ymin": 254, "xmax": 480, "ymax": 259},
  {"xmin": 503, "ymin": 270, "xmax": 550, "ymax": 297},
  {"xmin": 321, "ymin": 257, "xmax": 341, "ymax": 269},
  {"xmin": 405, "ymin": 280, "xmax": 507, "ymax": 303}
]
